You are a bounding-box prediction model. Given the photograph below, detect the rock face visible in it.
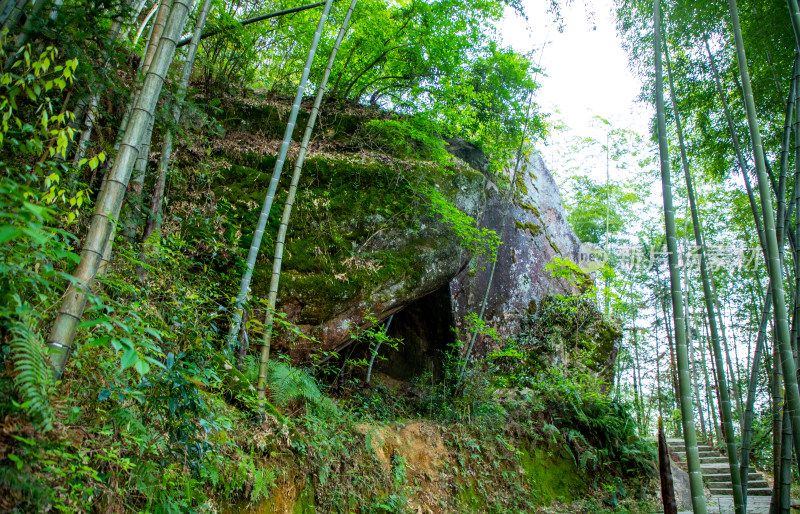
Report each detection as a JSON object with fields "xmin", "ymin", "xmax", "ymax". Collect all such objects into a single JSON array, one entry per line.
[
  {"xmin": 450, "ymin": 150, "xmax": 582, "ymax": 358},
  {"xmin": 669, "ymin": 462, "xmax": 693, "ymax": 512},
  {"xmin": 209, "ymin": 99, "xmax": 587, "ymax": 374}
]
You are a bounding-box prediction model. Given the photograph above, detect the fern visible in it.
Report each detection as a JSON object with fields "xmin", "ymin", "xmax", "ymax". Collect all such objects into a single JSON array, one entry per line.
[
  {"xmin": 251, "ymin": 468, "xmax": 275, "ymax": 502},
  {"xmin": 9, "ymin": 316, "xmax": 53, "ymax": 431},
  {"xmin": 579, "ymin": 450, "xmax": 597, "ymax": 471},
  {"xmin": 267, "ymin": 361, "xmax": 337, "ymax": 417},
  {"xmin": 542, "ymin": 423, "xmax": 560, "ymax": 445}
]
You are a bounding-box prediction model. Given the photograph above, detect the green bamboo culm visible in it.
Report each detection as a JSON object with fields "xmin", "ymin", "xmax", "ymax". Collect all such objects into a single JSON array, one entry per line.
[
  {"xmin": 227, "ymin": 0, "xmax": 335, "ymax": 352},
  {"xmin": 256, "ymin": 0, "xmax": 359, "ymax": 413},
  {"xmin": 139, "ymin": 0, "xmax": 215, "ymax": 272},
  {"xmin": 703, "ymin": 37, "xmax": 767, "ymax": 255},
  {"xmin": 728, "ymin": 0, "xmax": 800, "ymax": 467},
  {"xmin": 739, "ymin": 288, "xmax": 771, "ymax": 506},
  {"xmin": 653, "ymin": 1, "xmax": 707, "ymax": 511},
  {"xmin": 664, "ymin": 41, "xmax": 743, "ymax": 514},
  {"xmin": 46, "ymin": 0, "xmax": 196, "ymax": 376}
]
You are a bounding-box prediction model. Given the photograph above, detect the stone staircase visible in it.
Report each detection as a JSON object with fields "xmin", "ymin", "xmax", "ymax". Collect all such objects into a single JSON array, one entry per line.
[{"xmin": 666, "ymin": 438, "xmax": 771, "ymax": 497}]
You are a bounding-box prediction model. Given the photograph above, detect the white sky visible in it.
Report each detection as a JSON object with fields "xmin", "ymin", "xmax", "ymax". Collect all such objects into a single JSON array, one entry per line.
[{"xmin": 498, "ymin": 0, "xmax": 654, "ymax": 180}]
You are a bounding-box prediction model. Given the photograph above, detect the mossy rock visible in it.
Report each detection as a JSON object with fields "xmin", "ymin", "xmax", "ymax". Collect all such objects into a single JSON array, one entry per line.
[
  {"xmin": 208, "ymin": 151, "xmax": 487, "ymax": 351},
  {"xmin": 519, "ymin": 445, "xmax": 586, "ymax": 505}
]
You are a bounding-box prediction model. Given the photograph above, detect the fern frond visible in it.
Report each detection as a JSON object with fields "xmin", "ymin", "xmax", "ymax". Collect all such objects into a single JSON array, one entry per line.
[{"xmin": 9, "ymin": 316, "xmax": 54, "ymax": 432}]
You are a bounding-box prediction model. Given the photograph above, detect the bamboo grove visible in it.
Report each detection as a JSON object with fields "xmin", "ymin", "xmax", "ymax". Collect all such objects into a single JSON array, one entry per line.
[
  {"xmin": 602, "ymin": 0, "xmax": 800, "ymax": 511},
  {"xmin": 7, "ymin": 0, "xmax": 800, "ymax": 510},
  {"xmin": 0, "ymin": 1, "xmax": 541, "ymax": 397},
  {"xmin": 0, "ymin": 0, "xmax": 561, "ymax": 509}
]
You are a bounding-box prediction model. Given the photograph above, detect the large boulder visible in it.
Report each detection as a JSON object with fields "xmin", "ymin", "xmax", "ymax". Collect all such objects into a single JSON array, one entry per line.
[
  {"xmin": 205, "ymin": 100, "xmax": 587, "ymax": 369},
  {"xmin": 450, "ymin": 151, "xmax": 583, "ymax": 357}
]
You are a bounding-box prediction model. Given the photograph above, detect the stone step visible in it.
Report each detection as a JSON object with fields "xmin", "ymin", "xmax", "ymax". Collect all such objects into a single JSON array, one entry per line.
[
  {"xmin": 705, "ymin": 473, "xmax": 763, "ymax": 483},
  {"xmin": 708, "ymin": 486, "xmax": 772, "ymax": 496},
  {"xmin": 701, "ymin": 463, "xmax": 732, "ymax": 474},
  {"xmin": 703, "ymin": 473, "xmax": 766, "ymax": 487},
  {"xmin": 706, "ymin": 481, "xmax": 769, "ymax": 489},
  {"xmin": 700, "ymin": 455, "xmax": 728, "ymax": 464},
  {"xmin": 675, "ymin": 450, "xmax": 718, "ymax": 458},
  {"xmin": 699, "ymin": 456, "xmax": 730, "ymax": 464}
]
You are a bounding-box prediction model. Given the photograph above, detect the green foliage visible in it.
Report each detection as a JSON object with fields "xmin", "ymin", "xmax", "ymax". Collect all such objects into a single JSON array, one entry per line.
[
  {"xmin": 7, "ymin": 314, "xmax": 53, "ymax": 432},
  {"xmin": 545, "ymin": 256, "xmax": 595, "ymax": 292},
  {"xmin": 0, "ymin": 17, "xmax": 659, "ymax": 513},
  {"xmin": 563, "ymin": 175, "xmax": 642, "ymax": 245},
  {"xmin": 427, "ymin": 186, "xmax": 501, "ymax": 265},
  {"xmin": 365, "ymin": 117, "xmax": 453, "ymax": 163},
  {"xmin": 263, "ymin": 360, "xmax": 337, "ymax": 417}
]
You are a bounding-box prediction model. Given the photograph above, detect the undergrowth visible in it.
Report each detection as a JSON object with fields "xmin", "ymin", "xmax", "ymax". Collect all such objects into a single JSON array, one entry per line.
[{"xmin": 0, "ymin": 48, "xmax": 656, "ymax": 513}]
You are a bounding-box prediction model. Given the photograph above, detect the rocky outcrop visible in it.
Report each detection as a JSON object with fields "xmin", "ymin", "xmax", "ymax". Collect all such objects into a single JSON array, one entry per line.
[
  {"xmin": 208, "ymin": 98, "xmax": 588, "ymax": 371},
  {"xmin": 450, "ymin": 149, "xmax": 583, "ymax": 358}
]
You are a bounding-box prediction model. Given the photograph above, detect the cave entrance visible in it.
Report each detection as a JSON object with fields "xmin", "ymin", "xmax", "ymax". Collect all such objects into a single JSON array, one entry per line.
[{"xmin": 374, "ymin": 284, "xmax": 456, "ymax": 382}]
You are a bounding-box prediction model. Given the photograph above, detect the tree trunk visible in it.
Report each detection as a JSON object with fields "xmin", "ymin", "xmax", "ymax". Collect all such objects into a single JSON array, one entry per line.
[
  {"xmin": 779, "ymin": 400, "xmax": 792, "ymax": 513},
  {"xmin": 653, "ymin": 2, "xmax": 706, "ymax": 510},
  {"xmin": 703, "ymin": 324, "xmax": 724, "ymax": 446},
  {"xmin": 740, "ymin": 288, "xmax": 771, "ymax": 508},
  {"xmin": 226, "ymin": 0, "xmax": 335, "ymax": 350},
  {"xmin": 125, "ymin": 0, "xmax": 173, "ymax": 241},
  {"xmin": 139, "ymin": 0, "xmax": 213, "ymax": 272},
  {"xmin": 686, "ymin": 280, "xmax": 708, "ymax": 439},
  {"xmin": 659, "ymin": 418, "xmax": 678, "ymax": 514},
  {"xmin": 661, "ymin": 287, "xmax": 682, "ymax": 422},
  {"xmin": 663, "ymin": 42, "xmax": 743, "ymax": 510},
  {"xmin": 633, "ymin": 326, "xmax": 643, "ymax": 431},
  {"xmin": 256, "ymin": 0, "xmax": 358, "ymax": 412},
  {"xmin": 771, "ymin": 331, "xmax": 783, "ymax": 509},
  {"xmin": 728, "ymin": 0, "xmax": 800, "ymax": 473},
  {"xmin": 46, "ymin": 0, "xmax": 195, "ymax": 376}
]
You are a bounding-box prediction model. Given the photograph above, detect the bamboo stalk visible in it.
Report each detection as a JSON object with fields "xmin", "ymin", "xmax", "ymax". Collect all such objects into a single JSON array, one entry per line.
[
  {"xmin": 653, "ymin": 1, "xmax": 706, "ymax": 510},
  {"xmin": 46, "ymin": 0, "xmax": 195, "ymax": 375},
  {"xmin": 728, "ymin": 0, "xmax": 800, "ymax": 479},
  {"xmin": 256, "ymin": 0, "xmax": 358, "ymax": 412},
  {"xmin": 227, "ymin": 0, "xmax": 335, "ymax": 350}
]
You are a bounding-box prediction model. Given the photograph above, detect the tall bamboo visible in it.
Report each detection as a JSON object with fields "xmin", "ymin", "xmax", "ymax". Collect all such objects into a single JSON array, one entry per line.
[
  {"xmin": 739, "ymin": 288, "xmax": 771, "ymax": 507},
  {"xmin": 779, "ymin": 401, "xmax": 793, "ymax": 513},
  {"xmin": 790, "ymin": 1, "xmax": 800, "ymax": 52},
  {"xmin": 664, "ymin": 41, "xmax": 743, "ymax": 511},
  {"xmin": 728, "ymin": 0, "xmax": 800, "ymax": 466},
  {"xmin": 46, "ymin": 0, "xmax": 195, "ymax": 375},
  {"xmin": 703, "ymin": 38, "xmax": 767, "ymax": 255},
  {"xmin": 124, "ymin": 0, "xmax": 173, "ymax": 240},
  {"xmin": 653, "ymin": 1, "xmax": 706, "ymax": 510},
  {"xmin": 3, "ymin": 0, "xmax": 47, "ymax": 71},
  {"xmin": 771, "ymin": 331, "xmax": 783, "ymax": 504},
  {"xmin": 140, "ymin": 0, "xmax": 213, "ymax": 256},
  {"xmin": 226, "ymin": 0, "xmax": 334, "ymax": 349},
  {"xmin": 685, "ymin": 273, "xmax": 708, "ymax": 439},
  {"xmin": 256, "ymin": 0, "xmax": 358, "ymax": 410},
  {"xmin": 0, "ymin": 0, "xmax": 27, "ymax": 35},
  {"xmin": 713, "ymin": 282, "xmax": 744, "ymax": 428},
  {"xmin": 701, "ymin": 328, "xmax": 720, "ymax": 446},
  {"xmin": 660, "ymin": 283, "xmax": 682, "ymax": 417}
]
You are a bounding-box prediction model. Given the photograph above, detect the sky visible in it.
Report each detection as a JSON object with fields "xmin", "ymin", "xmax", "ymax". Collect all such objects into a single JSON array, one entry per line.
[{"xmin": 498, "ymin": 0, "xmax": 654, "ymax": 181}]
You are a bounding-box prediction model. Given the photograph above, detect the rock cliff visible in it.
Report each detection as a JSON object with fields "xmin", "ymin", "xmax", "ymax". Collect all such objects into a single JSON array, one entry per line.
[{"xmin": 201, "ymin": 96, "xmax": 589, "ymax": 376}]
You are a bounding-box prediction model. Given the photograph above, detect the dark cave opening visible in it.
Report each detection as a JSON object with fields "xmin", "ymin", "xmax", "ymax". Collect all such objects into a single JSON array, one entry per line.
[{"xmin": 371, "ymin": 283, "xmax": 457, "ymax": 382}]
